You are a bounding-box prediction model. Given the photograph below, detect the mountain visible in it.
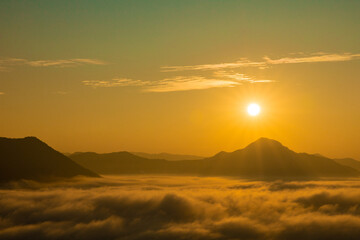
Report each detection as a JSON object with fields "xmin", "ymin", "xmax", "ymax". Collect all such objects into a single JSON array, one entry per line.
[
  {"xmin": 201, "ymin": 138, "xmax": 359, "ymax": 177},
  {"xmin": 0, "ymin": 137, "xmax": 100, "ymax": 182},
  {"xmin": 334, "ymin": 158, "xmax": 360, "ymax": 172},
  {"xmin": 70, "ymin": 151, "xmax": 202, "ymax": 175},
  {"xmin": 70, "ymin": 138, "xmax": 360, "ymax": 178},
  {"xmin": 131, "ymin": 152, "xmax": 203, "ymax": 161},
  {"xmin": 70, "ymin": 151, "xmax": 170, "ymax": 174}
]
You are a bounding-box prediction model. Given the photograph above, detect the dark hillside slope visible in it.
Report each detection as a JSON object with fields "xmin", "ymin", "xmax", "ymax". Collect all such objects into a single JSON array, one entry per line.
[{"xmin": 0, "ymin": 137, "xmax": 99, "ymax": 182}]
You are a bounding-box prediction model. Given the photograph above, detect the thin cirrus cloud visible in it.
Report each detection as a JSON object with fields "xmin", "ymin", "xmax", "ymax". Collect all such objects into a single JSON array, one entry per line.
[
  {"xmin": 161, "ymin": 53, "xmax": 360, "ymax": 72},
  {"xmin": 161, "ymin": 58, "xmax": 267, "ymax": 72},
  {"xmin": 214, "ymin": 71, "xmax": 275, "ymax": 84},
  {"xmin": 144, "ymin": 76, "xmax": 240, "ymax": 92},
  {"xmin": 0, "ymin": 57, "xmax": 106, "ymax": 70},
  {"xmin": 265, "ymin": 53, "xmax": 360, "ymax": 65},
  {"xmin": 83, "ymin": 72, "xmax": 273, "ymax": 92},
  {"xmin": 83, "ymin": 78, "xmax": 151, "ymax": 88}
]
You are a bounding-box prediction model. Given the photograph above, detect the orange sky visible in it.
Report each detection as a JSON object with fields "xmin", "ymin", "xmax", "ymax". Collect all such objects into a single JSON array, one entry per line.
[{"xmin": 0, "ymin": 1, "xmax": 359, "ymax": 159}]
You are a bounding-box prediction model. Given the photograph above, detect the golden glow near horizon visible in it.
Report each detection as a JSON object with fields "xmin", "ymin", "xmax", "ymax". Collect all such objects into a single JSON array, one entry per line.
[
  {"xmin": 0, "ymin": 1, "xmax": 360, "ymax": 159},
  {"xmin": 247, "ymin": 103, "xmax": 261, "ymax": 116}
]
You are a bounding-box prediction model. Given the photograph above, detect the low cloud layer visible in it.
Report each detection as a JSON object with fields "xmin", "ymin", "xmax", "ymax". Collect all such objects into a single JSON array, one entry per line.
[{"xmin": 1, "ymin": 176, "xmax": 360, "ymax": 240}]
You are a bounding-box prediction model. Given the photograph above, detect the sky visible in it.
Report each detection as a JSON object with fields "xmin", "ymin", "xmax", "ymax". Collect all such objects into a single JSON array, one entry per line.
[{"xmin": 0, "ymin": 0, "xmax": 359, "ymax": 159}]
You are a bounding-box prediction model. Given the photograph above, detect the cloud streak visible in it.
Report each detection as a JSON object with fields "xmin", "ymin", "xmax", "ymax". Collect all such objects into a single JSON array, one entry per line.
[
  {"xmin": 82, "ymin": 78, "xmax": 149, "ymax": 88},
  {"xmin": 83, "ymin": 72, "xmax": 273, "ymax": 92},
  {"xmin": 214, "ymin": 71, "xmax": 275, "ymax": 84},
  {"xmin": 1, "ymin": 176, "xmax": 360, "ymax": 240},
  {"xmin": 0, "ymin": 58, "xmax": 107, "ymax": 70},
  {"xmin": 144, "ymin": 76, "xmax": 241, "ymax": 92},
  {"xmin": 161, "ymin": 58, "xmax": 267, "ymax": 72},
  {"xmin": 161, "ymin": 53, "xmax": 360, "ymax": 72},
  {"xmin": 264, "ymin": 53, "xmax": 360, "ymax": 65}
]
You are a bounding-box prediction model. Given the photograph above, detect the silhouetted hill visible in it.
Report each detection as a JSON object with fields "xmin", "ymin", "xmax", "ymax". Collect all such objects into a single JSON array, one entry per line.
[
  {"xmin": 70, "ymin": 138, "xmax": 360, "ymax": 178},
  {"xmin": 70, "ymin": 151, "xmax": 171, "ymax": 174},
  {"xmin": 0, "ymin": 137, "xmax": 100, "ymax": 182},
  {"xmin": 131, "ymin": 152, "xmax": 203, "ymax": 161},
  {"xmin": 202, "ymin": 138, "xmax": 360, "ymax": 177},
  {"xmin": 334, "ymin": 158, "xmax": 360, "ymax": 172}
]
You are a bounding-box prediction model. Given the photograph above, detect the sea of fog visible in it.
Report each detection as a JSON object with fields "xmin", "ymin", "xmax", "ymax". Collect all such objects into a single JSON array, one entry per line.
[{"xmin": 1, "ymin": 175, "xmax": 360, "ymax": 240}]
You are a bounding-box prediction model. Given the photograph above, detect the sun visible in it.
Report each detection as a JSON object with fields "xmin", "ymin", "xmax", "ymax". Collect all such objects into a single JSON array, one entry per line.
[{"xmin": 247, "ymin": 103, "xmax": 261, "ymax": 116}]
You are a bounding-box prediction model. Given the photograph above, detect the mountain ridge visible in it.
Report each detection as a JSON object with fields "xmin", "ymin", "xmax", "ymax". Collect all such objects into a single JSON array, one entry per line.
[
  {"xmin": 334, "ymin": 158, "xmax": 360, "ymax": 172},
  {"xmin": 131, "ymin": 152, "xmax": 204, "ymax": 161},
  {"xmin": 70, "ymin": 137, "xmax": 360, "ymax": 178}
]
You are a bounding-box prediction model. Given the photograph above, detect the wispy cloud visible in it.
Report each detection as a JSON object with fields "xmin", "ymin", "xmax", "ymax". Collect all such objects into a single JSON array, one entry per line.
[
  {"xmin": 0, "ymin": 57, "xmax": 107, "ymax": 70},
  {"xmin": 145, "ymin": 76, "xmax": 240, "ymax": 92},
  {"xmin": 264, "ymin": 53, "xmax": 360, "ymax": 65},
  {"xmin": 83, "ymin": 72, "xmax": 273, "ymax": 92},
  {"xmin": 214, "ymin": 71, "xmax": 275, "ymax": 84},
  {"xmin": 161, "ymin": 53, "xmax": 360, "ymax": 72},
  {"xmin": 144, "ymin": 73, "xmax": 274, "ymax": 92},
  {"xmin": 161, "ymin": 58, "xmax": 267, "ymax": 72},
  {"xmin": 83, "ymin": 78, "xmax": 150, "ymax": 88},
  {"xmin": 0, "ymin": 92, "xmax": 4, "ymax": 95}
]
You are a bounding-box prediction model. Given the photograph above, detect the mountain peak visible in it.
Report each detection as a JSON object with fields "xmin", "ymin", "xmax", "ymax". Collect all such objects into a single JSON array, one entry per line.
[
  {"xmin": 0, "ymin": 136, "xmax": 99, "ymax": 181},
  {"xmin": 0, "ymin": 136, "xmax": 43, "ymax": 144},
  {"xmin": 23, "ymin": 136, "xmax": 46, "ymax": 145},
  {"xmin": 254, "ymin": 137, "xmax": 282, "ymax": 144},
  {"xmin": 246, "ymin": 137, "xmax": 285, "ymax": 149},
  {"xmin": 24, "ymin": 136, "xmax": 40, "ymax": 141},
  {"xmin": 213, "ymin": 151, "xmax": 228, "ymax": 158}
]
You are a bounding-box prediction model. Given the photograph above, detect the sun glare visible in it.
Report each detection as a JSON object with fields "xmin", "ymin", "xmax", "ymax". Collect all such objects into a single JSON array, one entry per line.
[{"xmin": 247, "ymin": 103, "xmax": 261, "ymax": 116}]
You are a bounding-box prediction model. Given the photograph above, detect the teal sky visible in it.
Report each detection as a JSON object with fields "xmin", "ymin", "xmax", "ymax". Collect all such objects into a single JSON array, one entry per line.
[{"xmin": 1, "ymin": 0, "xmax": 360, "ymax": 158}]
